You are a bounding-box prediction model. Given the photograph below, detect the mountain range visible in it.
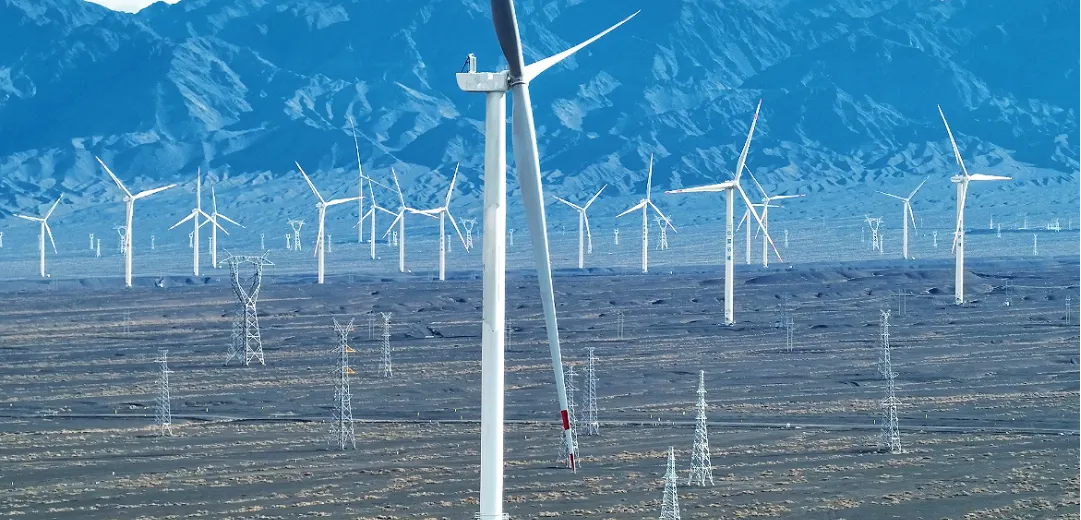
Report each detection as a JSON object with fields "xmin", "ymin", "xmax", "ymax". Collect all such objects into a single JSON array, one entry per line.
[{"xmin": 0, "ymin": 0, "xmax": 1077, "ymax": 235}]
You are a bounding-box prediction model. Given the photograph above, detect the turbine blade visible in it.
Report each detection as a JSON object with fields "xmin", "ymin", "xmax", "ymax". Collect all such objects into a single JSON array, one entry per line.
[
  {"xmin": 769, "ymin": 194, "xmax": 805, "ymax": 201},
  {"xmin": 666, "ymin": 182, "xmax": 735, "ymax": 194},
  {"xmin": 211, "ymin": 216, "xmax": 229, "ymax": 235},
  {"xmin": 735, "ymin": 209, "xmax": 748, "ymax": 231},
  {"xmin": 296, "ymin": 162, "xmax": 325, "ymax": 203},
  {"xmin": 647, "ymin": 200, "xmax": 676, "ymax": 232},
  {"xmin": 133, "ymin": 184, "xmax": 176, "ymax": 200},
  {"xmin": 736, "ymin": 184, "xmax": 782, "ymax": 261},
  {"xmin": 583, "ymin": 212, "xmax": 592, "ymax": 246},
  {"xmin": 490, "ymin": 0, "xmax": 526, "ymax": 78},
  {"xmin": 15, "ymin": 214, "xmax": 41, "ymax": 222},
  {"xmin": 391, "ymin": 168, "xmax": 406, "ymax": 207},
  {"xmin": 211, "ymin": 184, "xmax": 218, "ymax": 214},
  {"xmin": 217, "ymin": 213, "xmax": 244, "ymax": 228},
  {"xmin": 733, "ymin": 100, "xmax": 762, "ymax": 182},
  {"xmin": 937, "ymin": 105, "xmax": 970, "ymax": 178},
  {"xmin": 877, "ymin": 191, "xmax": 907, "ymax": 201},
  {"xmin": 169, "ymin": 211, "xmax": 196, "ymax": 230},
  {"xmin": 907, "ymin": 202, "xmax": 918, "ymax": 233},
  {"xmin": 521, "ymin": 10, "xmax": 640, "ymax": 83},
  {"xmin": 584, "ymin": 184, "xmax": 606, "ymax": 209},
  {"xmin": 645, "ymin": 154, "xmax": 654, "ymax": 200},
  {"xmin": 445, "ymin": 163, "xmax": 459, "ymax": 209},
  {"xmin": 908, "ymin": 177, "xmax": 928, "ymax": 199},
  {"xmin": 616, "ymin": 200, "xmax": 647, "ymax": 218},
  {"xmin": 95, "ymin": 156, "xmax": 132, "ymax": 198},
  {"xmin": 553, "ymin": 196, "xmax": 582, "ymax": 211},
  {"xmin": 968, "ymin": 173, "xmax": 1013, "ymax": 181},
  {"xmin": 44, "ymin": 194, "xmax": 63, "ymax": 220},
  {"xmin": 446, "ymin": 211, "xmax": 467, "ymax": 248},
  {"xmin": 44, "ymin": 222, "xmax": 57, "ymax": 254},
  {"xmin": 383, "ymin": 211, "xmax": 403, "ymax": 238},
  {"xmin": 510, "ymin": 85, "xmax": 572, "ymax": 468},
  {"xmin": 326, "ymin": 196, "xmax": 362, "ymax": 207},
  {"xmin": 350, "ymin": 115, "xmax": 365, "ymax": 189},
  {"xmin": 747, "ymin": 169, "xmax": 767, "ymax": 199}
]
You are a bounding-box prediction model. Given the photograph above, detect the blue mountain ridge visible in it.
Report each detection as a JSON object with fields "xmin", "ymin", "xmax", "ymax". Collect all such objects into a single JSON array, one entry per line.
[{"xmin": 0, "ymin": 0, "xmax": 1077, "ymax": 233}]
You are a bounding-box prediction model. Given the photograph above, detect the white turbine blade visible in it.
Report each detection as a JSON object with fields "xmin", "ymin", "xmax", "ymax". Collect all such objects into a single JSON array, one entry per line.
[
  {"xmin": 908, "ymin": 177, "xmax": 928, "ymax": 199},
  {"xmin": 211, "ymin": 216, "xmax": 229, "ymax": 235},
  {"xmin": 735, "ymin": 209, "xmax": 748, "ymax": 231},
  {"xmin": 616, "ymin": 200, "xmax": 647, "ymax": 218},
  {"xmin": 647, "ymin": 200, "xmax": 676, "ymax": 232},
  {"xmin": 95, "ymin": 156, "xmax": 132, "ymax": 198},
  {"xmin": 769, "ymin": 194, "xmax": 805, "ymax": 201},
  {"xmin": 736, "ymin": 184, "xmax": 782, "ymax": 261},
  {"xmin": 374, "ymin": 205, "xmax": 398, "ymax": 217},
  {"xmin": 666, "ymin": 181, "xmax": 735, "ymax": 194},
  {"xmin": 296, "ymin": 162, "xmax": 325, "ymax": 203},
  {"xmin": 938, "ymin": 105, "xmax": 970, "ymax": 178},
  {"xmin": 733, "ymin": 100, "xmax": 762, "ymax": 182},
  {"xmin": 44, "ymin": 222, "xmax": 57, "ymax": 254},
  {"xmin": 445, "ymin": 163, "xmax": 460, "ymax": 208},
  {"xmin": 746, "ymin": 169, "xmax": 768, "ymax": 199},
  {"xmin": 326, "ymin": 196, "xmax": 361, "ymax": 207},
  {"xmin": 521, "ymin": 10, "xmax": 641, "ymax": 83},
  {"xmin": 169, "ymin": 211, "xmax": 196, "ymax": 230},
  {"xmin": 446, "ymin": 211, "xmax": 467, "ymax": 248},
  {"xmin": 14, "ymin": 214, "xmax": 42, "ymax": 222},
  {"xmin": 133, "ymin": 184, "xmax": 176, "ymax": 200},
  {"xmin": 217, "ymin": 213, "xmax": 244, "ymax": 228},
  {"xmin": 383, "ymin": 211, "xmax": 403, "ymax": 238},
  {"xmin": 211, "ymin": 184, "xmax": 218, "ymax": 215},
  {"xmin": 583, "ymin": 212, "xmax": 593, "ymax": 246},
  {"xmin": 907, "ymin": 202, "xmax": 918, "ymax": 233},
  {"xmin": 645, "ymin": 154, "xmax": 654, "ymax": 200},
  {"xmin": 952, "ymin": 181, "xmax": 967, "ymax": 254},
  {"xmin": 968, "ymin": 173, "xmax": 1012, "ymax": 181},
  {"xmin": 350, "ymin": 115, "xmax": 365, "ymax": 185},
  {"xmin": 391, "ymin": 168, "xmax": 406, "ymax": 207},
  {"xmin": 584, "ymin": 184, "xmax": 606, "ymax": 209},
  {"xmin": 510, "ymin": 84, "xmax": 571, "ymax": 457},
  {"xmin": 364, "ymin": 174, "xmax": 391, "ymax": 190},
  {"xmin": 553, "ymin": 196, "xmax": 583, "ymax": 211},
  {"xmin": 44, "ymin": 194, "xmax": 63, "ymax": 220},
  {"xmin": 195, "ymin": 168, "xmax": 202, "ymax": 211},
  {"xmin": 877, "ymin": 191, "xmax": 907, "ymax": 201}
]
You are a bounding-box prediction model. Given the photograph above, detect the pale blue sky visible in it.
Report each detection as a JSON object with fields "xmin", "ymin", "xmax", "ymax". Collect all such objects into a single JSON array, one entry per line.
[{"xmin": 84, "ymin": 0, "xmax": 180, "ymax": 13}]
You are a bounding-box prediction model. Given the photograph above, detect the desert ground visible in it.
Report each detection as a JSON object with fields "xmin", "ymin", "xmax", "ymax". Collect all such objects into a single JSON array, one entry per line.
[{"xmin": 0, "ymin": 248, "xmax": 1078, "ymax": 519}]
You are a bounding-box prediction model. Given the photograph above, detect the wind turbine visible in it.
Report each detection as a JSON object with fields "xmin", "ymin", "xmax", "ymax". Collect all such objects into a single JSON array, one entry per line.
[
  {"xmin": 297, "ymin": 161, "xmax": 360, "ymax": 284},
  {"xmin": 876, "ymin": 178, "xmax": 927, "ymax": 260},
  {"xmin": 554, "ymin": 185, "xmax": 606, "ymax": 269},
  {"xmin": 616, "ymin": 155, "xmax": 675, "ymax": 273},
  {"xmin": 416, "ymin": 164, "xmax": 468, "ymax": 281},
  {"xmin": 456, "ymin": 2, "xmax": 637, "ymax": 516},
  {"xmin": 96, "ymin": 156, "xmax": 176, "ymax": 288},
  {"xmin": 745, "ymin": 171, "xmax": 804, "ymax": 268},
  {"xmin": 168, "ymin": 170, "xmax": 222, "ymax": 276},
  {"xmin": 383, "ymin": 169, "xmax": 435, "ymax": 273},
  {"xmin": 15, "ymin": 195, "xmax": 63, "ymax": 278},
  {"xmin": 363, "ymin": 176, "xmax": 397, "ymax": 260},
  {"xmin": 938, "ymin": 106, "xmax": 1011, "ymax": 305},
  {"xmin": 199, "ymin": 184, "xmax": 243, "ymax": 266},
  {"xmin": 665, "ymin": 101, "xmax": 781, "ymax": 325}
]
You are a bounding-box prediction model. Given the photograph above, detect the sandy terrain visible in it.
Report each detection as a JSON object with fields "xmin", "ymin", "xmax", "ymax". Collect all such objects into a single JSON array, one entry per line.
[{"xmin": 0, "ymin": 255, "xmax": 1077, "ymax": 519}]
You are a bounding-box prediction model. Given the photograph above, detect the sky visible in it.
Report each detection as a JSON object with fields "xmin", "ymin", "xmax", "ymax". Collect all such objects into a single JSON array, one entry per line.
[{"xmin": 84, "ymin": 0, "xmax": 180, "ymax": 13}]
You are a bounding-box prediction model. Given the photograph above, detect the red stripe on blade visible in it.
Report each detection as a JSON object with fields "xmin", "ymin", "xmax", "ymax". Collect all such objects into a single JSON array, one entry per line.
[{"xmin": 561, "ymin": 410, "xmax": 570, "ymax": 430}]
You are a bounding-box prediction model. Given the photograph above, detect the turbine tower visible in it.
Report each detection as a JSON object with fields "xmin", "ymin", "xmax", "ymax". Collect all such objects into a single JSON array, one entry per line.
[
  {"xmin": 330, "ymin": 318, "xmax": 357, "ymax": 450},
  {"xmin": 688, "ymin": 370, "xmax": 714, "ymax": 486},
  {"xmin": 169, "ymin": 169, "xmax": 220, "ymax": 276},
  {"xmin": 877, "ymin": 178, "xmax": 927, "ymax": 260},
  {"xmin": 97, "ymin": 157, "xmax": 176, "ymax": 287},
  {"xmin": 745, "ymin": 171, "xmax": 804, "ymax": 268},
  {"xmin": 297, "ymin": 162, "xmax": 360, "ymax": 284},
  {"xmin": 14, "ymin": 194, "xmax": 63, "ymax": 278},
  {"xmin": 659, "ymin": 447, "xmax": 681, "ymax": 520},
  {"xmin": 456, "ymin": 3, "xmax": 636, "ymax": 517},
  {"xmin": 554, "ymin": 185, "xmax": 606, "ymax": 269},
  {"xmin": 665, "ymin": 101, "xmax": 781, "ymax": 324},
  {"xmin": 616, "ymin": 155, "xmax": 675, "ymax": 273},
  {"xmin": 154, "ymin": 349, "xmax": 173, "ymax": 437},
  {"xmin": 938, "ymin": 106, "xmax": 1012, "ymax": 305},
  {"xmin": 383, "ymin": 169, "xmax": 435, "ymax": 273},
  {"xmin": 416, "ymin": 164, "xmax": 468, "ymax": 281}
]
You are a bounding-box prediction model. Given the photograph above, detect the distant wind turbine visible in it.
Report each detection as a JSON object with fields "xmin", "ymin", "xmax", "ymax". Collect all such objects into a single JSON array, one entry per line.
[
  {"xmin": 383, "ymin": 169, "xmax": 436, "ymax": 273},
  {"xmin": 616, "ymin": 155, "xmax": 675, "ymax": 273},
  {"xmin": 169, "ymin": 169, "xmax": 223, "ymax": 276},
  {"xmin": 554, "ymin": 185, "xmax": 606, "ymax": 269},
  {"xmin": 877, "ymin": 178, "xmax": 927, "ymax": 260},
  {"xmin": 97, "ymin": 156, "xmax": 176, "ymax": 287},
  {"xmin": 15, "ymin": 195, "xmax": 63, "ymax": 278},
  {"xmin": 297, "ymin": 162, "xmax": 360, "ymax": 284},
  {"xmin": 416, "ymin": 164, "xmax": 468, "ymax": 281}
]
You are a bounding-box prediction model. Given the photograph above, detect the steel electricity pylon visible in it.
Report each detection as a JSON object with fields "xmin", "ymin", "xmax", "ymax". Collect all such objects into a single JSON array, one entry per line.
[{"xmin": 330, "ymin": 318, "xmax": 357, "ymax": 450}]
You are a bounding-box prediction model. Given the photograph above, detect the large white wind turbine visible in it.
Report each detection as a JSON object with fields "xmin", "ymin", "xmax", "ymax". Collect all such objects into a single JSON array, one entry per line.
[
  {"xmin": 15, "ymin": 195, "xmax": 63, "ymax": 278},
  {"xmin": 554, "ymin": 185, "xmax": 606, "ymax": 269},
  {"xmin": 297, "ymin": 162, "xmax": 360, "ymax": 284},
  {"xmin": 616, "ymin": 155, "xmax": 675, "ymax": 273},
  {"xmin": 416, "ymin": 164, "xmax": 468, "ymax": 281},
  {"xmin": 200, "ymin": 184, "xmax": 243, "ymax": 266},
  {"xmin": 938, "ymin": 106, "xmax": 1011, "ymax": 305},
  {"xmin": 169, "ymin": 169, "xmax": 222, "ymax": 276},
  {"xmin": 383, "ymin": 169, "xmax": 435, "ymax": 273},
  {"xmin": 96, "ymin": 156, "xmax": 176, "ymax": 288},
  {"xmin": 877, "ymin": 178, "xmax": 927, "ymax": 260},
  {"xmin": 455, "ymin": 2, "xmax": 636, "ymax": 516},
  {"xmin": 665, "ymin": 101, "xmax": 781, "ymax": 325}
]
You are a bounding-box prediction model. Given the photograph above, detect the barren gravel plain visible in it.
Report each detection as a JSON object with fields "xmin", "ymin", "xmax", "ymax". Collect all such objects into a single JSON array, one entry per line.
[{"xmin": 0, "ymin": 255, "xmax": 1077, "ymax": 519}]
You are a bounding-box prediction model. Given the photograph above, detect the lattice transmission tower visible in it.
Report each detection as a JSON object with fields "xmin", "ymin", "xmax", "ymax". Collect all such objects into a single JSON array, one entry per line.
[
  {"xmin": 878, "ymin": 309, "xmax": 901, "ymax": 454},
  {"xmin": 688, "ymin": 370, "xmax": 714, "ymax": 486},
  {"xmin": 659, "ymin": 446, "xmax": 681, "ymax": 520},
  {"xmin": 583, "ymin": 347, "xmax": 599, "ymax": 436},
  {"xmin": 380, "ymin": 312, "xmax": 393, "ymax": 377},
  {"xmin": 155, "ymin": 350, "xmax": 173, "ymax": 436},
  {"xmin": 222, "ymin": 253, "xmax": 272, "ymax": 366},
  {"xmin": 330, "ymin": 319, "xmax": 357, "ymax": 450},
  {"xmin": 288, "ymin": 220, "xmax": 304, "ymax": 251}
]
